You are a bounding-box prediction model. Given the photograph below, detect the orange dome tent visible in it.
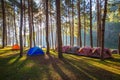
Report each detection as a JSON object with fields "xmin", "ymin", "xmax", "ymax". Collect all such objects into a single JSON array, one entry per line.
[{"xmin": 12, "ymin": 44, "xmax": 20, "ymax": 50}]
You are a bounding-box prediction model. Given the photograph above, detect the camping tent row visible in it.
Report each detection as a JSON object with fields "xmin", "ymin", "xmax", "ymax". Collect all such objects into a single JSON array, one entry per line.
[
  {"xmin": 12, "ymin": 44, "xmax": 44, "ymax": 56},
  {"xmin": 56, "ymin": 46, "xmax": 112, "ymax": 59},
  {"xmin": 12, "ymin": 44, "xmax": 113, "ymax": 58}
]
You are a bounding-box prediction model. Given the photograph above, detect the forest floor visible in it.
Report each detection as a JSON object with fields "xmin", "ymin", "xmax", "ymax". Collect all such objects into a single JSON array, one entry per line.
[{"xmin": 0, "ymin": 47, "xmax": 120, "ymax": 80}]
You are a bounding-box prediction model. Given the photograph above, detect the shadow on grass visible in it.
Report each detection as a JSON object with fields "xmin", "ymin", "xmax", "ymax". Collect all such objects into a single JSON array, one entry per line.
[
  {"xmin": 11, "ymin": 56, "xmax": 22, "ymax": 65},
  {"xmin": 66, "ymin": 55, "xmax": 120, "ymax": 80},
  {"xmin": 27, "ymin": 54, "xmax": 51, "ymax": 65},
  {"xmin": 0, "ymin": 53, "xmax": 19, "ymax": 65},
  {"xmin": 52, "ymin": 62, "xmax": 70, "ymax": 80},
  {"xmin": 27, "ymin": 54, "xmax": 71, "ymax": 80},
  {"xmin": 49, "ymin": 55, "xmax": 71, "ymax": 80},
  {"xmin": 107, "ymin": 58, "xmax": 120, "ymax": 63},
  {"xmin": 11, "ymin": 56, "xmax": 45, "ymax": 80},
  {"xmin": 1, "ymin": 50, "xmax": 120, "ymax": 80},
  {"xmin": 61, "ymin": 58, "xmax": 94, "ymax": 80},
  {"xmin": 0, "ymin": 53, "xmax": 45, "ymax": 80},
  {"xmin": 85, "ymin": 57, "xmax": 120, "ymax": 68},
  {"xmin": 26, "ymin": 54, "xmax": 53, "ymax": 80}
]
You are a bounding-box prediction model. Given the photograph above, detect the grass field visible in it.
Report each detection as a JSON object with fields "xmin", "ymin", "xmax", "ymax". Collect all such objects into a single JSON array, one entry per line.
[{"xmin": 0, "ymin": 47, "xmax": 120, "ymax": 80}]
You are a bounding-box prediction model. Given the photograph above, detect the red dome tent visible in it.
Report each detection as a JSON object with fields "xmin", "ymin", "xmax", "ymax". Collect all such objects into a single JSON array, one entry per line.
[
  {"xmin": 90, "ymin": 47, "xmax": 112, "ymax": 59},
  {"xmin": 56, "ymin": 46, "xmax": 71, "ymax": 53},
  {"xmin": 77, "ymin": 47, "xmax": 93, "ymax": 56},
  {"xmin": 12, "ymin": 44, "xmax": 20, "ymax": 50},
  {"xmin": 62, "ymin": 46, "xmax": 71, "ymax": 53}
]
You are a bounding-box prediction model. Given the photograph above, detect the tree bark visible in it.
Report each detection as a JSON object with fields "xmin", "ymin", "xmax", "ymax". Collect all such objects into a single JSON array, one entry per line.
[
  {"xmin": 96, "ymin": 0, "xmax": 99, "ymax": 47},
  {"xmin": 68, "ymin": 1, "xmax": 71, "ymax": 46},
  {"xmin": 5, "ymin": 1, "xmax": 7, "ymax": 46},
  {"xmin": 66, "ymin": 14, "xmax": 67, "ymax": 46},
  {"xmin": 84, "ymin": 0, "xmax": 86, "ymax": 47},
  {"xmin": 77, "ymin": 0, "xmax": 82, "ymax": 47},
  {"xmin": 63, "ymin": 29, "xmax": 64, "ymax": 46},
  {"xmin": 31, "ymin": 0, "xmax": 36, "ymax": 47},
  {"xmin": 28, "ymin": 0, "xmax": 33, "ymax": 48},
  {"xmin": 118, "ymin": 33, "xmax": 120, "ymax": 55},
  {"xmin": 23, "ymin": 0, "xmax": 26, "ymax": 47},
  {"xmin": 1, "ymin": 0, "xmax": 6, "ymax": 48},
  {"xmin": 49, "ymin": 4, "xmax": 54, "ymax": 49},
  {"xmin": 99, "ymin": 1, "xmax": 102, "ymax": 47},
  {"xmin": 40, "ymin": 19, "xmax": 42, "ymax": 47},
  {"xmin": 5, "ymin": 21, "xmax": 7, "ymax": 46},
  {"xmin": 97, "ymin": 0, "xmax": 102, "ymax": 47},
  {"xmin": 12, "ymin": 21, "xmax": 15, "ymax": 45},
  {"xmin": 13, "ymin": 4, "xmax": 18, "ymax": 44},
  {"xmin": 56, "ymin": 0, "xmax": 63, "ymax": 58},
  {"xmin": 71, "ymin": 0, "xmax": 74, "ymax": 47},
  {"xmin": 38, "ymin": 21, "xmax": 40, "ymax": 46},
  {"xmin": 20, "ymin": 0, "xmax": 23, "ymax": 57},
  {"xmin": 101, "ymin": 0, "xmax": 108, "ymax": 60},
  {"xmin": 7, "ymin": 17, "xmax": 10, "ymax": 45},
  {"xmin": 90, "ymin": 0, "xmax": 93, "ymax": 47},
  {"xmin": 38, "ymin": 18, "xmax": 42, "ymax": 47},
  {"xmin": 46, "ymin": 0, "xmax": 50, "ymax": 54}
]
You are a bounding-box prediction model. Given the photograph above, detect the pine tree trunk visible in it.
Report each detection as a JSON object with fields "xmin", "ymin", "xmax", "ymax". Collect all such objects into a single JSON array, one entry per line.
[
  {"xmin": 37, "ymin": 21, "xmax": 39, "ymax": 46},
  {"xmin": 118, "ymin": 33, "xmax": 120, "ymax": 55},
  {"xmin": 63, "ymin": 30, "xmax": 64, "ymax": 46},
  {"xmin": 53, "ymin": 29, "xmax": 55, "ymax": 49},
  {"xmin": 5, "ymin": 23, "xmax": 7, "ymax": 46},
  {"xmin": 101, "ymin": 0, "xmax": 108, "ymax": 60},
  {"xmin": 43, "ymin": 28, "xmax": 45, "ymax": 47},
  {"xmin": 90, "ymin": 0, "xmax": 93, "ymax": 47},
  {"xmin": 68, "ymin": 7, "xmax": 71, "ymax": 46},
  {"xmin": 56, "ymin": 0, "xmax": 63, "ymax": 58},
  {"xmin": 55, "ymin": 30, "xmax": 58, "ymax": 49},
  {"xmin": 71, "ymin": 0, "xmax": 74, "ymax": 47},
  {"xmin": 28, "ymin": 0, "xmax": 32, "ymax": 48},
  {"xmin": 40, "ymin": 19, "xmax": 43, "ymax": 47},
  {"xmin": 31, "ymin": 0, "xmax": 36, "ymax": 47},
  {"xmin": 23, "ymin": 0, "xmax": 26, "ymax": 47},
  {"xmin": 20, "ymin": 0, "xmax": 23, "ymax": 57},
  {"xmin": 14, "ymin": 5, "xmax": 18, "ymax": 44},
  {"xmin": 77, "ymin": 0, "xmax": 82, "ymax": 47},
  {"xmin": 66, "ymin": 14, "xmax": 67, "ymax": 46},
  {"xmin": 50, "ymin": 13, "xmax": 53, "ymax": 49},
  {"xmin": 49, "ymin": 4, "xmax": 54, "ymax": 49},
  {"xmin": 97, "ymin": 0, "xmax": 102, "ymax": 47},
  {"xmin": 84, "ymin": 0, "xmax": 86, "ymax": 47},
  {"xmin": 1, "ymin": 0, "xmax": 6, "ymax": 48},
  {"xmin": 66, "ymin": 30, "xmax": 67, "ymax": 45},
  {"xmin": 40, "ymin": 20, "xmax": 42, "ymax": 47},
  {"xmin": 12, "ymin": 21, "xmax": 15, "ymax": 45},
  {"xmin": 33, "ymin": 24, "xmax": 36, "ymax": 46},
  {"xmin": 5, "ymin": 1, "xmax": 7, "ymax": 46},
  {"xmin": 46, "ymin": 0, "xmax": 50, "ymax": 54},
  {"xmin": 7, "ymin": 17, "xmax": 10, "ymax": 45},
  {"xmin": 96, "ymin": 0, "xmax": 99, "ymax": 47},
  {"xmin": 99, "ymin": 2, "xmax": 102, "ymax": 47},
  {"xmin": 67, "ymin": 1, "xmax": 71, "ymax": 46}
]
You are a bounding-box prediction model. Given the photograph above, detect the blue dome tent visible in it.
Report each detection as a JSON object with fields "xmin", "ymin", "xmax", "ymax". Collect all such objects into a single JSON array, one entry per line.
[{"xmin": 27, "ymin": 47, "xmax": 44, "ymax": 56}]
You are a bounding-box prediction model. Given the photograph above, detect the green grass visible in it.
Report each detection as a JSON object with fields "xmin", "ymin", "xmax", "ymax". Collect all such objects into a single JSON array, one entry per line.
[{"xmin": 0, "ymin": 47, "xmax": 120, "ymax": 80}]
